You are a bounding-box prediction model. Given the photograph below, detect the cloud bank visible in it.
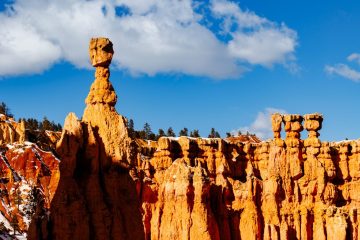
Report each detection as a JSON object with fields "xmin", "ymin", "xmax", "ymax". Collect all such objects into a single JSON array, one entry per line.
[{"xmin": 0, "ymin": 0, "xmax": 298, "ymax": 78}]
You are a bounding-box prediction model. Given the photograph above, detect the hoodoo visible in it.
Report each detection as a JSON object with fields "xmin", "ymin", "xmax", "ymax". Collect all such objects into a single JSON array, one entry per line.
[
  {"xmin": 21, "ymin": 38, "xmax": 360, "ymax": 239},
  {"xmin": 83, "ymin": 38, "xmax": 135, "ymax": 169},
  {"xmin": 28, "ymin": 38, "xmax": 143, "ymax": 240}
]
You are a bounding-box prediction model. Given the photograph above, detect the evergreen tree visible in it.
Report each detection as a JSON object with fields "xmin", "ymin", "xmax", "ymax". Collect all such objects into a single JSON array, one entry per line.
[
  {"xmin": 226, "ymin": 132, "xmax": 231, "ymax": 137},
  {"xmin": 166, "ymin": 127, "xmax": 176, "ymax": 137},
  {"xmin": 137, "ymin": 130, "xmax": 146, "ymax": 139},
  {"xmin": 50, "ymin": 121, "xmax": 56, "ymax": 130},
  {"xmin": 41, "ymin": 117, "xmax": 52, "ymax": 131},
  {"xmin": 148, "ymin": 133, "xmax": 156, "ymax": 141},
  {"xmin": 215, "ymin": 131, "xmax": 221, "ymax": 138},
  {"xmin": 157, "ymin": 129, "xmax": 166, "ymax": 139},
  {"xmin": 190, "ymin": 129, "xmax": 200, "ymax": 138},
  {"xmin": 179, "ymin": 127, "xmax": 188, "ymax": 137},
  {"xmin": 208, "ymin": 128, "xmax": 216, "ymax": 138},
  {"xmin": 128, "ymin": 119, "xmax": 135, "ymax": 138},
  {"xmin": 208, "ymin": 128, "xmax": 221, "ymax": 138},
  {"xmin": 56, "ymin": 123, "xmax": 63, "ymax": 131},
  {"xmin": 0, "ymin": 102, "xmax": 13, "ymax": 118},
  {"xmin": 24, "ymin": 118, "xmax": 39, "ymax": 131},
  {"xmin": 143, "ymin": 122, "xmax": 152, "ymax": 139}
]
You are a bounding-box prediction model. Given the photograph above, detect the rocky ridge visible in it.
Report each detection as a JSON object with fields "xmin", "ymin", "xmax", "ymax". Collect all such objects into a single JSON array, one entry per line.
[{"xmin": 1, "ymin": 38, "xmax": 360, "ymax": 240}]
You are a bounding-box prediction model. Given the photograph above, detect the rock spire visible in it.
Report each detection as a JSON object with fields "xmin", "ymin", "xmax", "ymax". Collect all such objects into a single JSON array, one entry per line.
[{"xmin": 83, "ymin": 37, "xmax": 135, "ymax": 168}]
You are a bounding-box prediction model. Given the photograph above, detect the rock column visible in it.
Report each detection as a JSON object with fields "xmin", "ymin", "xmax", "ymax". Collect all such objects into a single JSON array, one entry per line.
[
  {"xmin": 83, "ymin": 38, "xmax": 135, "ymax": 169},
  {"xmin": 284, "ymin": 114, "xmax": 304, "ymax": 180}
]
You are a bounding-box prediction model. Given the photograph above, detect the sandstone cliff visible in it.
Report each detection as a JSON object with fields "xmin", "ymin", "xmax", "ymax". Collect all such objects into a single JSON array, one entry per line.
[{"xmin": 1, "ymin": 38, "xmax": 360, "ymax": 240}]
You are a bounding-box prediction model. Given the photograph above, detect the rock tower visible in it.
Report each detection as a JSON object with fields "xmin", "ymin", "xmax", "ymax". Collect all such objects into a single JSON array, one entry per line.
[{"xmin": 29, "ymin": 38, "xmax": 143, "ymax": 240}]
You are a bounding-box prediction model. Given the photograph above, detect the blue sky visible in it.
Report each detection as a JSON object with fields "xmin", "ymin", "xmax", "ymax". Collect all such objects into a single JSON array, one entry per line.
[{"xmin": 0, "ymin": 0, "xmax": 360, "ymax": 141}]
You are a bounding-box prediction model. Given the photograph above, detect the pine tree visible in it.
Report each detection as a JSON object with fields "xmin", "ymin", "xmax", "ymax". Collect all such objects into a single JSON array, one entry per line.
[
  {"xmin": 148, "ymin": 133, "xmax": 156, "ymax": 141},
  {"xmin": 208, "ymin": 128, "xmax": 221, "ymax": 138},
  {"xmin": 157, "ymin": 129, "xmax": 166, "ymax": 139},
  {"xmin": 143, "ymin": 122, "xmax": 153, "ymax": 139},
  {"xmin": 226, "ymin": 132, "xmax": 231, "ymax": 137},
  {"xmin": 208, "ymin": 128, "xmax": 216, "ymax": 138},
  {"xmin": 190, "ymin": 129, "xmax": 200, "ymax": 138},
  {"xmin": 51, "ymin": 121, "xmax": 56, "ymax": 130},
  {"xmin": 166, "ymin": 127, "xmax": 176, "ymax": 137},
  {"xmin": 137, "ymin": 130, "xmax": 146, "ymax": 139},
  {"xmin": 0, "ymin": 102, "xmax": 13, "ymax": 118},
  {"xmin": 215, "ymin": 131, "xmax": 221, "ymax": 138},
  {"xmin": 24, "ymin": 118, "xmax": 39, "ymax": 131},
  {"xmin": 41, "ymin": 117, "xmax": 52, "ymax": 131},
  {"xmin": 56, "ymin": 123, "xmax": 63, "ymax": 131},
  {"xmin": 128, "ymin": 119, "xmax": 135, "ymax": 138},
  {"xmin": 179, "ymin": 127, "xmax": 188, "ymax": 137}
]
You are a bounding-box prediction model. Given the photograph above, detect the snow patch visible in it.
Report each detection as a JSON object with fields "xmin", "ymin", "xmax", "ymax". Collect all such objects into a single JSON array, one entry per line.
[
  {"xmin": 0, "ymin": 211, "xmax": 13, "ymax": 234},
  {"xmin": 5, "ymin": 144, "xmax": 15, "ymax": 150}
]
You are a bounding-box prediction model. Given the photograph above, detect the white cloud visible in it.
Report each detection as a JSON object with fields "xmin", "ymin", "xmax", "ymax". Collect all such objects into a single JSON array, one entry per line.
[
  {"xmin": 325, "ymin": 53, "xmax": 360, "ymax": 82},
  {"xmin": 325, "ymin": 64, "xmax": 360, "ymax": 82},
  {"xmin": 0, "ymin": 15, "xmax": 61, "ymax": 76},
  {"xmin": 228, "ymin": 27, "xmax": 297, "ymax": 66},
  {"xmin": 0, "ymin": 0, "xmax": 298, "ymax": 78},
  {"xmin": 233, "ymin": 108, "xmax": 287, "ymax": 140},
  {"xmin": 211, "ymin": 0, "xmax": 297, "ymax": 67},
  {"xmin": 347, "ymin": 53, "xmax": 360, "ymax": 65},
  {"xmin": 211, "ymin": 0, "xmax": 267, "ymax": 29}
]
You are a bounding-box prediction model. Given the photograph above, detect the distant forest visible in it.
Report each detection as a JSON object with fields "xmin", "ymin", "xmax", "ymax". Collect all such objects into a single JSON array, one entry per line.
[
  {"xmin": 0, "ymin": 102, "xmax": 252, "ymax": 139},
  {"xmin": 127, "ymin": 118, "xmax": 250, "ymax": 141},
  {"xmin": 0, "ymin": 102, "xmax": 62, "ymax": 131}
]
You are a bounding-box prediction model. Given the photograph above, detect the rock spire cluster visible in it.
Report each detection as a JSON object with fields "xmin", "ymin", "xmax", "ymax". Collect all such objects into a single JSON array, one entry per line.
[{"xmin": 21, "ymin": 38, "xmax": 360, "ymax": 240}]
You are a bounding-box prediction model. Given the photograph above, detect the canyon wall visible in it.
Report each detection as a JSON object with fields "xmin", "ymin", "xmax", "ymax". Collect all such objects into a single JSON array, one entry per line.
[{"xmin": 1, "ymin": 38, "xmax": 359, "ymax": 240}]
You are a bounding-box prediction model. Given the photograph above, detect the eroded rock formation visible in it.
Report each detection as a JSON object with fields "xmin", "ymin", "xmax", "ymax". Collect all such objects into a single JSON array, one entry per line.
[
  {"xmin": 1, "ymin": 38, "xmax": 359, "ymax": 240},
  {"xmin": 0, "ymin": 114, "xmax": 25, "ymax": 144},
  {"xmin": 0, "ymin": 141, "xmax": 60, "ymax": 239},
  {"xmin": 28, "ymin": 38, "xmax": 143, "ymax": 240}
]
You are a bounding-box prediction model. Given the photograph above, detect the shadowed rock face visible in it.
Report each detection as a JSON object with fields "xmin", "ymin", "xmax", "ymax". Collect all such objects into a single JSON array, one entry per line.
[{"xmin": 19, "ymin": 38, "xmax": 360, "ymax": 240}]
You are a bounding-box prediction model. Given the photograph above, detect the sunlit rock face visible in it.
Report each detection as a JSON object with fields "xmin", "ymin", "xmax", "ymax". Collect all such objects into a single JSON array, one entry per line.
[
  {"xmin": 1, "ymin": 38, "xmax": 360, "ymax": 240},
  {"xmin": 137, "ymin": 111, "xmax": 360, "ymax": 240}
]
